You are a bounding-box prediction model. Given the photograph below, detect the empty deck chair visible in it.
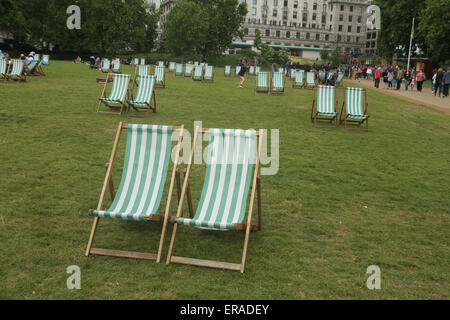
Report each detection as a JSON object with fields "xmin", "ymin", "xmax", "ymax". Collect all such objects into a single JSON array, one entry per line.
[
  {"xmin": 169, "ymin": 62, "xmax": 175, "ymax": 72},
  {"xmin": 0, "ymin": 58, "xmax": 8, "ymax": 82},
  {"xmin": 134, "ymin": 58, "xmax": 139, "ymax": 65},
  {"xmin": 86, "ymin": 123, "xmax": 184, "ymax": 263},
  {"xmin": 7, "ymin": 60, "xmax": 26, "ymax": 82},
  {"xmin": 166, "ymin": 127, "xmax": 263, "ymax": 273},
  {"xmin": 203, "ymin": 65, "xmax": 214, "ymax": 82},
  {"xmin": 340, "ymin": 87, "xmax": 369, "ymax": 130},
  {"xmin": 97, "ymin": 73, "xmax": 130, "ymax": 114},
  {"xmin": 335, "ymin": 72, "xmax": 345, "ymax": 87},
  {"xmin": 184, "ymin": 63, "xmax": 193, "ymax": 77},
  {"xmin": 127, "ymin": 75, "xmax": 157, "ymax": 117},
  {"xmin": 318, "ymin": 70, "xmax": 327, "ymax": 84},
  {"xmin": 235, "ymin": 66, "xmax": 241, "ymax": 77},
  {"xmin": 224, "ymin": 65, "xmax": 231, "ymax": 77},
  {"xmin": 270, "ymin": 71, "xmax": 284, "ymax": 94},
  {"xmin": 112, "ymin": 60, "xmax": 121, "ymax": 74},
  {"xmin": 154, "ymin": 66, "xmax": 165, "ymax": 88},
  {"xmin": 137, "ymin": 65, "xmax": 149, "ymax": 76},
  {"xmin": 305, "ymin": 71, "xmax": 316, "ymax": 89},
  {"xmin": 140, "ymin": 58, "xmax": 145, "ymax": 65},
  {"xmin": 256, "ymin": 71, "xmax": 269, "ymax": 93},
  {"xmin": 255, "ymin": 66, "xmax": 261, "ymax": 74},
  {"xmin": 158, "ymin": 61, "xmax": 164, "ymax": 68},
  {"xmin": 311, "ymin": 85, "xmax": 339, "ymax": 128},
  {"xmin": 193, "ymin": 65, "xmax": 203, "ymax": 81},
  {"xmin": 293, "ymin": 70, "xmax": 305, "ymax": 89},
  {"xmin": 175, "ymin": 63, "xmax": 183, "ymax": 76},
  {"xmin": 101, "ymin": 59, "xmax": 111, "ymax": 73}
]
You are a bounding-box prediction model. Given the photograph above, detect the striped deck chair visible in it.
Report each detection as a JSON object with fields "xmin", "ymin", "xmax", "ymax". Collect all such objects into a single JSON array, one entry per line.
[
  {"xmin": 166, "ymin": 127, "xmax": 263, "ymax": 273},
  {"xmin": 184, "ymin": 63, "xmax": 193, "ymax": 77},
  {"xmin": 340, "ymin": 87, "xmax": 369, "ymax": 130},
  {"xmin": 311, "ymin": 85, "xmax": 339, "ymax": 128},
  {"xmin": 203, "ymin": 65, "xmax": 214, "ymax": 82},
  {"xmin": 235, "ymin": 66, "xmax": 241, "ymax": 77},
  {"xmin": 112, "ymin": 60, "xmax": 121, "ymax": 74},
  {"xmin": 101, "ymin": 59, "xmax": 111, "ymax": 73},
  {"xmin": 193, "ymin": 65, "xmax": 203, "ymax": 81},
  {"xmin": 249, "ymin": 66, "xmax": 255, "ymax": 76},
  {"xmin": 134, "ymin": 58, "xmax": 139, "ymax": 65},
  {"xmin": 175, "ymin": 63, "xmax": 183, "ymax": 76},
  {"xmin": 158, "ymin": 61, "xmax": 164, "ymax": 68},
  {"xmin": 169, "ymin": 62, "xmax": 175, "ymax": 72},
  {"xmin": 256, "ymin": 71, "xmax": 269, "ymax": 93},
  {"xmin": 224, "ymin": 65, "xmax": 231, "ymax": 77},
  {"xmin": 1, "ymin": 58, "xmax": 8, "ymax": 82},
  {"xmin": 127, "ymin": 75, "xmax": 157, "ymax": 117},
  {"xmin": 86, "ymin": 123, "xmax": 185, "ymax": 263},
  {"xmin": 136, "ymin": 65, "xmax": 149, "ymax": 77},
  {"xmin": 293, "ymin": 70, "xmax": 305, "ymax": 89},
  {"xmin": 335, "ymin": 72, "xmax": 345, "ymax": 87},
  {"xmin": 255, "ymin": 66, "xmax": 261, "ymax": 74},
  {"xmin": 318, "ymin": 70, "xmax": 327, "ymax": 84},
  {"xmin": 97, "ymin": 73, "xmax": 130, "ymax": 114},
  {"xmin": 140, "ymin": 58, "xmax": 145, "ymax": 65},
  {"xmin": 270, "ymin": 71, "xmax": 284, "ymax": 95},
  {"xmin": 305, "ymin": 71, "xmax": 316, "ymax": 89},
  {"xmin": 25, "ymin": 59, "xmax": 39, "ymax": 76},
  {"xmin": 278, "ymin": 67, "xmax": 284, "ymax": 75},
  {"xmin": 7, "ymin": 60, "xmax": 26, "ymax": 82},
  {"xmin": 154, "ymin": 66, "xmax": 165, "ymax": 88}
]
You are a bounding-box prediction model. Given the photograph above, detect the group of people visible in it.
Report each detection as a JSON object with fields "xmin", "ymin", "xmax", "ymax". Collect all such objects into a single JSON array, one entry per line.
[
  {"xmin": 0, "ymin": 49, "xmax": 43, "ymax": 73},
  {"xmin": 431, "ymin": 68, "xmax": 450, "ymax": 98}
]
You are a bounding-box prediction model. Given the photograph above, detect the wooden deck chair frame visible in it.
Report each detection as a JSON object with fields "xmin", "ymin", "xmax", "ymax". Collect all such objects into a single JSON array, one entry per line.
[
  {"xmin": 36, "ymin": 57, "xmax": 47, "ymax": 76},
  {"xmin": 311, "ymin": 86, "xmax": 339, "ymax": 128},
  {"xmin": 86, "ymin": 123, "xmax": 185, "ymax": 263},
  {"xmin": 339, "ymin": 87, "xmax": 369, "ymax": 131},
  {"xmin": 166, "ymin": 127, "xmax": 263, "ymax": 273},
  {"xmin": 97, "ymin": 73, "xmax": 130, "ymax": 115},
  {"xmin": 255, "ymin": 72, "xmax": 269, "ymax": 94},
  {"xmin": 154, "ymin": 66, "xmax": 166, "ymax": 89},
  {"xmin": 270, "ymin": 72, "xmax": 285, "ymax": 95},
  {"xmin": 203, "ymin": 66, "xmax": 214, "ymax": 83},
  {"xmin": 7, "ymin": 60, "xmax": 27, "ymax": 82},
  {"xmin": 126, "ymin": 74, "xmax": 157, "ymax": 117}
]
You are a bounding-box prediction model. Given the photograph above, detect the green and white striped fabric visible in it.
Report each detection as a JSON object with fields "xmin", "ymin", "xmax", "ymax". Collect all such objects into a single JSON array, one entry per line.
[
  {"xmin": 158, "ymin": 61, "xmax": 164, "ymax": 68},
  {"xmin": 336, "ymin": 72, "xmax": 344, "ymax": 85},
  {"xmin": 1, "ymin": 59, "xmax": 8, "ymax": 76},
  {"xmin": 138, "ymin": 65, "xmax": 149, "ymax": 76},
  {"xmin": 101, "ymin": 74, "xmax": 130, "ymax": 103},
  {"xmin": 134, "ymin": 58, "xmax": 139, "ymax": 65},
  {"xmin": 257, "ymin": 72, "xmax": 268, "ymax": 89},
  {"xmin": 295, "ymin": 70, "xmax": 304, "ymax": 85},
  {"xmin": 175, "ymin": 63, "xmax": 183, "ymax": 75},
  {"xmin": 235, "ymin": 66, "xmax": 241, "ymax": 76},
  {"xmin": 255, "ymin": 66, "xmax": 261, "ymax": 74},
  {"xmin": 178, "ymin": 129, "xmax": 257, "ymax": 230},
  {"xmin": 185, "ymin": 63, "xmax": 193, "ymax": 76},
  {"xmin": 27, "ymin": 60, "xmax": 38, "ymax": 72},
  {"xmin": 318, "ymin": 70, "xmax": 326, "ymax": 83},
  {"xmin": 154, "ymin": 66, "xmax": 165, "ymax": 84},
  {"xmin": 290, "ymin": 69, "xmax": 296, "ymax": 79},
  {"xmin": 128, "ymin": 75, "xmax": 155, "ymax": 106},
  {"xmin": 345, "ymin": 87, "xmax": 369, "ymax": 119},
  {"xmin": 169, "ymin": 62, "xmax": 175, "ymax": 72},
  {"xmin": 33, "ymin": 54, "xmax": 40, "ymax": 61},
  {"xmin": 113, "ymin": 60, "xmax": 121, "ymax": 72},
  {"xmin": 306, "ymin": 72, "xmax": 315, "ymax": 86},
  {"xmin": 279, "ymin": 67, "xmax": 284, "ymax": 74},
  {"xmin": 194, "ymin": 61, "xmax": 199, "ymax": 66},
  {"xmin": 0, "ymin": 53, "xmax": 4, "ymax": 59},
  {"xmin": 94, "ymin": 125, "xmax": 173, "ymax": 221},
  {"xmin": 204, "ymin": 66, "xmax": 213, "ymax": 80},
  {"xmin": 140, "ymin": 58, "xmax": 145, "ymax": 65},
  {"xmin": 9, "ymin": 60, "xmax": 24, "ymax": 77},
  {"xmin": 193, "ymin": 65, "xmax": 203, "ymax": 80},
  {"xmin": 102, "ymin": 59, "xmax": 110, "ymax": 72},
  {"xmin": 224, "ymin": 65, "xmax": 231, "ymax": 76},
  {"xmin": 272, "ymin": 72, "xmax": 284, "ymax": 90},
  {"xmin": 316, "ymin": 86, "xmax": 337, "ymax": 116}
]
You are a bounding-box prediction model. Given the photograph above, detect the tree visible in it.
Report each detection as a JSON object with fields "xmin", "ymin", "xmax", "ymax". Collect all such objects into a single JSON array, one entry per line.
[
  {"xmin": 164, "ymin": 1, "xmax": 209, "ymax": 57},
  {"xmin": 320, "ymin": 49, "xmax": 330, "ymax": 62},
  {"xmin": 329, "ymin": 48, "xmax": 345, "ymax": 66},
  {"xmin": 418, "ymin": 0, "xmax": 450, "ymax": 62}
]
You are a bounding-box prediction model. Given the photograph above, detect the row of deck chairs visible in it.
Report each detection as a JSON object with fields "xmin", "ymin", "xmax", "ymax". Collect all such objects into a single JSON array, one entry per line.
[
  {"xmin": 101, "ymin": 59, "xmax": 122, "ymax": 74},
  {"xmin": 86, "ymin": 123, "xmax": 263, "ymax": 273},
  {"xmin": 134, "ymin": 65, "xmax": 166, "ymax": 88},
  {"xmin": 97, "ymin": 73, "xmax": 160, "ymax": 117},
  {"xmin": 1, "ymin": 55, "xmax": 49, "ymax": 82},
  {"xmin": 312, "ymin": 85, "xmax": 370, "ymax": 130},
  {"xmin": 173, "ymin": 63, "xmax": 214, "ymax": 82}
]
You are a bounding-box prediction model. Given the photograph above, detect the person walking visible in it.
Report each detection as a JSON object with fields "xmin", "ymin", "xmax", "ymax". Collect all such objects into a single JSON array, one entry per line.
[
  {"xmin": 238, "ymin": 58, "xmax": 248, "ymax": 88},
  {"xmin": 415, "ymin": 69, "xmax": 425, "ymax": 92},
  {"xmin": 387, "ymin": 68, "xmax": 394, "ymax": 89},
  {"xmin": 442, "ymin": 68, "xmax": 450, "ymax": 98},
  {"xmin": 374, "ymin": 66, "xmax": 381, "ymax": 88},
  {"xmin": 404, "ymin": 69, "xmax": 411, "ymax": 90},
  {"xmin": 435, "ymin": 68, "xmax": 444, "ymax": 97}
]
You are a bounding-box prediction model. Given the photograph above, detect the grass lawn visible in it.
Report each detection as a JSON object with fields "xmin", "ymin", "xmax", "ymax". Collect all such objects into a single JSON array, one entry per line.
[{"xmin": 0, "ymin": 61, "xmax": 448, "ymax": 300}]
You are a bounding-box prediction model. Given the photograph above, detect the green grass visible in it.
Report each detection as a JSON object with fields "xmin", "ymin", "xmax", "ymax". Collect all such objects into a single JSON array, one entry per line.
[{"xmin": 0, "ymin": 62, "xmax": 448, "ymax": 300}]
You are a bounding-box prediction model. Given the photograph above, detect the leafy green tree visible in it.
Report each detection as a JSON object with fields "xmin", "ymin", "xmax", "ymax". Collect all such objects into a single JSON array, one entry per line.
[
  {"xmin": 164, "ymin": 1, "xmax": 209, "ymax": 57},
  {"xmin": 418, "ymin": 0, "xmax": 450, "ymax": 62},
  {"xmin": 320, "ymin": 49, "xmax": 330, "ymax": 62}
]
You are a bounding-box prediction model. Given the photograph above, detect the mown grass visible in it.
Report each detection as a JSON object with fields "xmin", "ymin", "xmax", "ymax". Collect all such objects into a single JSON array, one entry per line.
[{"xmin": 0, "ymin": 61, "xmax": 448, "ymax": 300}]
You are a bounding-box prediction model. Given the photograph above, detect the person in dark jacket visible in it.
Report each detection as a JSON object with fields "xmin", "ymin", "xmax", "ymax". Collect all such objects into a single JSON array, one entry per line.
[{"xmin": 238, "ymin": 58, "xmax": 248, "ymax": 88}]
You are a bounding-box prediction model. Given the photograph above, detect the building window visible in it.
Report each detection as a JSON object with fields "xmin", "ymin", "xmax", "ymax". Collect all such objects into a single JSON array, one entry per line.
[
  {"xmin": 312, "ymin": 13, "xmax": 316, "ymax": 20},
  {"xmin": 325, "ymin": 34, "xmax": 329, "ymax": 41},
  {"xmin": 313, "ymin": 3, "xmax": 317, "ymax": 10},
  {"xmin": 372, "ymin": 32, "xmax": 377, "ymax": 39},
  {"xmin": 315, "ymin": 33, "xmax": 320, "ymax": 40},
  {"xmin": 357, "ymin": 26, "xmax": 361, "ymax": 33},
  {"xmin": 338, "ymin": 35, "xmax": 342, "ymax": 41},
  {"xmin": 367, "ymin": 33, "xmax": 371, "ymax": 39},
  {"xmin": 306, "ymin": 32, "xmax": 310, "ymax": 39},
  {"xmin": 347, "ymin": 36, "xmax": 351, "ymax": 42},
  {"xmin": 294, "ymin": 0, "xmax": 298, "ymax": 9},
  {"xmin": 252, "ymin": 7, "xmax": 257, "ymax": 15},
  {"xmin": 348, "ymin": 15, "xmax": 353, "ymax": 22},
  {"xmin": 350, "ymin": 5, "xmax": 353, "ymax": 12},
  {"xmin": 330, "ymin": 14, "xmax": 333, "ymax": 22},
  {"xmin": 339, "ymin": 14, "xmax": 343, "ymax": 21},
  {"xmin": 356, "ymin": 37, "xmax": 360, "ymax": 43},
  {"xmin": 283, "ymin": 0, "xmax": 288, "ymax": 7},
  {"xmin": 371, "ymin": 41, "xmax": 376, "ymax": 48},
  {"xmin": 265, "ymin": 29, "xmax": 270, "ymax": 36},
  {"xmin": 340, "ymin": 5, "xmax": 344, "ymax": 11},
  {"xmin": 286, "ymin": 31, "xmax": 290, "ymax": 38},
  {"xmin": 296, "ymin": 31, "xmax": 300, "ymax": 38},
  {"xmin": 304, "ymin": 2, "xmax": 308, "ymax": 9},
  {"xmin": 293, "ymin": 11, "xmax": 297, "ymax": 19},
  {"xmin": 323, "ymin": 4, "xmax": 327, "ymax": 12},
  {"xmin": 276, "ymin": 30, "xmax": 280, "ymax": 37},
  {"xmin": 348, "ymin": 26, "xmax": 352, "ymax": 32},
  {"xmin": 303, "ymin": 12, "xmax": 308, "ymax": 22},
  {"xmin": 273, "ymin": 0, "xmax": 278, "ymax": 5},
  {"xmin": 244, "ymin": 28, "xmax": 249, "ymax": 35},
  {"xmin": 357, "ymin": 16, "xmax": 362, "ymax": 23},
  {"xmin": 273, "ymin": 9, "xmax": 277, "ymax": 17},
  {"xmin": 338, "ymin": 25, "xmax": 343, "ymax": 32},
  {"xmin": 322, "ymin": 15, "xmax": 326, "ymax": 23}
]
